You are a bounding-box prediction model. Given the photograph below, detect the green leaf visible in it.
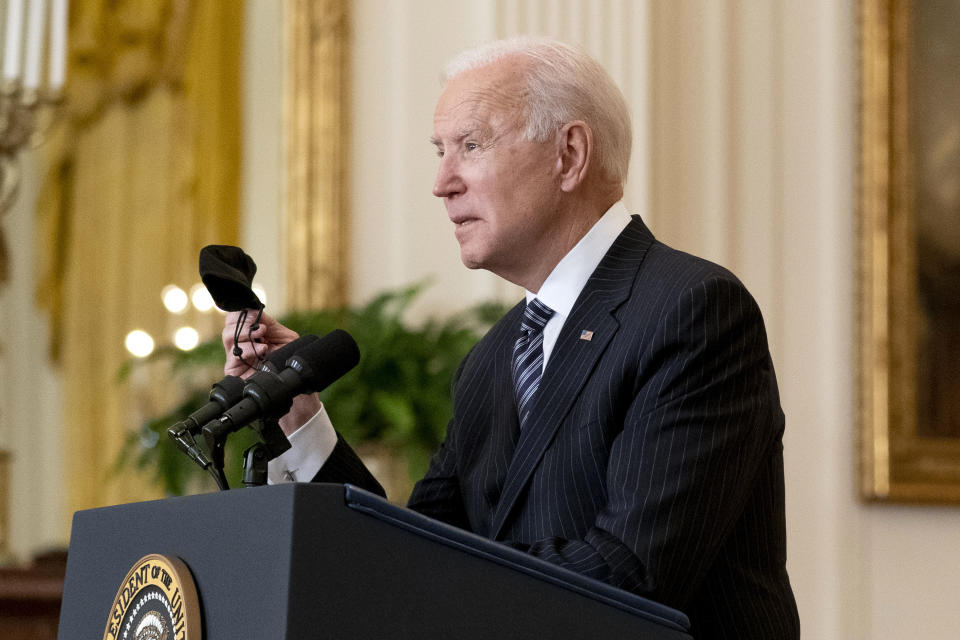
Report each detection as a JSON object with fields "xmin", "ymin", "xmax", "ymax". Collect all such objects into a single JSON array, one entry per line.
[{"xmin": 113, "ymin": 282, "xmax": 511, "ymax": 495}]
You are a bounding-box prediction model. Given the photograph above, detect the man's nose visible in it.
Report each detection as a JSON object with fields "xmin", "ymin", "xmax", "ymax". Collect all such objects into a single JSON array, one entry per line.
[{"xmin": 433, "ymin": 156, "xmax": 464, "ymax": 198}]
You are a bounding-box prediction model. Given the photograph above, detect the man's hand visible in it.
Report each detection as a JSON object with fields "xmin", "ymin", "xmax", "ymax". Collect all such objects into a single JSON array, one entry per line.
[
  {"xmin": 221, "ymin": 310, "xmax": 300, "ymax": 378},
  {"xmin": 221, "ymin": 310, "xmax": 323, "ymax": 436}
]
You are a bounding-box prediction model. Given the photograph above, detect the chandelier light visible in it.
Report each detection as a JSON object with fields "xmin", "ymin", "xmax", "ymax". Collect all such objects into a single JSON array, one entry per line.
[{"xmin": 0, "ymin": 0, "xmax": 68, "ymax": 213}]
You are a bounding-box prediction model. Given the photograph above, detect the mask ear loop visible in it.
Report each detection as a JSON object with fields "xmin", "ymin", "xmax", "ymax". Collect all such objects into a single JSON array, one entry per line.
[
  {"xmin": 248, "ymin": 307, "xmax": 266, "ymax": 368},
  {"xmin": 232, "ymin": 309, "xmax": 247, "ymax": 357},
  {"xmin": 231, "ymin": 307, "xmax": 266, "ymax": 372},
  {"xmin": 232, "ymin": 308, "xmax": 260, "ymax": 372}
]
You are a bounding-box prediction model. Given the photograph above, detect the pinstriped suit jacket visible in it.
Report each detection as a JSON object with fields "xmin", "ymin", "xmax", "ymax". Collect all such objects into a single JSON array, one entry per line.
[{"xmin": 320, "ymin": 216, "xmax": 799, "ymax": 638}]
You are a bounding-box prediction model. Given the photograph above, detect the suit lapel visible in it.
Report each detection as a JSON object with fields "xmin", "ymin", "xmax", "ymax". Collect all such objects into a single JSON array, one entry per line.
[{"xmin": 490, "ymin": 216, "xmax": 655, "ymax": 539}]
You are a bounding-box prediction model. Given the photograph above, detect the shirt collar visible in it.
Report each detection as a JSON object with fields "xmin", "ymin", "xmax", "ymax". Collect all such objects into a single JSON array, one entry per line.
[{"xmin": 526, "ymin": 201, "xmax": 632, "ymax": 316}]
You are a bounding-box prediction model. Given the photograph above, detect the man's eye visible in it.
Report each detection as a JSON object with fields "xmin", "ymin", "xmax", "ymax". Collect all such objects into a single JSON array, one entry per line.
[{"xmin": 465, "ymin": 142, "xmax": 478, "ymax": 151}]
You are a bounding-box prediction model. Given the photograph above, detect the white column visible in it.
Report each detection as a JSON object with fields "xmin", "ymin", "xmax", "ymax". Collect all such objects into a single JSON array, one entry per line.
[
  {"xmin": 647, "ymin": 3, "xmax": 865, "ymax": 637},
  {"xmin": 0, "ymin": 150, "xmax": 66, "ymax": 560},
  {"xmin": 241, "ymin": 0, "xmax": 284, "ymax": 309},
  {"xmin": 350, "ymin": 0, "xmax": 505, "ymax": 318},
  {"xmin": 491, "ymin": 0, "xmax": 653, "ymax": 220}
]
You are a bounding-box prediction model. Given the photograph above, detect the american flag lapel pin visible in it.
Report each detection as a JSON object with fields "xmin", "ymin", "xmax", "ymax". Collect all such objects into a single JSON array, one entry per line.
[{"xmin": 579, "ymin": 330, "xmax": 594, "ymax": 341}]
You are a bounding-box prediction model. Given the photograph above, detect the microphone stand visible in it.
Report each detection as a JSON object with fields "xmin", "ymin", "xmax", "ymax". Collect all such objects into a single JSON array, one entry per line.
[
  {"xmin": 242, "ymin": 416, "xmax": 291, "ymax": 487},
  {"xmin": 242, "ymin": 444, "xmax": 269, "ymax": 486},
  {"xmin": 168, "ymin": 423, "xmax": 229, "ymax": 490},
  {"xmin": 207, "ymin": 434, "xmax": 230, "ymax": 491},
  {"xmin": 199, "ymin": 411, "xmax": 292, "ymax": 490}
]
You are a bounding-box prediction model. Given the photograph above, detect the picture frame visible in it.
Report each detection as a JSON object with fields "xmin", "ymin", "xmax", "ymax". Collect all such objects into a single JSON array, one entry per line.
[{"xmin": 859, "ymin": 0, "xmax": 960, "ymax": 502}]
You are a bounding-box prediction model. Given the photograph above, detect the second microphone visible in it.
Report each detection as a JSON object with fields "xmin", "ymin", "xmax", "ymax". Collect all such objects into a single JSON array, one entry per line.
[{"xmin": 201, "ymin": 329, "xmax": 360, "ymax": 442}]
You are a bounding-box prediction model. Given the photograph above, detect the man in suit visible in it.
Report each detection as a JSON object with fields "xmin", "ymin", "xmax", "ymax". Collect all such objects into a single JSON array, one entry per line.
[{"xmin": 223, "ymin": 37, "xmax": 800, "ymax": 638}]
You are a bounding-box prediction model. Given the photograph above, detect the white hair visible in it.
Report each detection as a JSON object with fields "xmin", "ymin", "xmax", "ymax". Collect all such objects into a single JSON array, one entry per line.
[{"xmin": 442, "ymin": 36, "xmax": 632, "ymax": 186}]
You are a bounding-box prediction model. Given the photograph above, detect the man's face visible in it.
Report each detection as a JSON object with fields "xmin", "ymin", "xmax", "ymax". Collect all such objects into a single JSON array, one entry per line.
[{"xmin": 431, "ymin": 61, "xmax": 562, "ymax": 285}]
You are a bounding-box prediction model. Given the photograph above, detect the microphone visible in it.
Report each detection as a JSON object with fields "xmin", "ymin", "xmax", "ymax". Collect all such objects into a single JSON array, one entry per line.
[
  {"xmin": 256, "ymin": 333, "xmax": 320, "ymax": 373},
  {"xmin": 167, "ymin": 334, "xmax": 320, "ymax": 467},
  {"xmin": 201, "ymin": 329, "xmax": 360, "ymax": 442},
  {"xmin": 171, "ymin": 334, "xmax": 320, "ymax": 435}
]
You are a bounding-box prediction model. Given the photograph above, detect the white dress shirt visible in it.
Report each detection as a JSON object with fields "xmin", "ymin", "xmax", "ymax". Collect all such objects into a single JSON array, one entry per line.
[
  {"xmin": 529, "ymin": 201, "xmax": 631, "ymax": 369},
  {"xmin": 268, "ymin": 202, "xmax": 633, "ymax": 483}
]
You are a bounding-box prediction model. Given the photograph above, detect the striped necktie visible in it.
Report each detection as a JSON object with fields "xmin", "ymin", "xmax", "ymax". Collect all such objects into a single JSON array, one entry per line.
[{"xmin": 512, "ymin": 298, "xmax": 555, "ymax": 429}]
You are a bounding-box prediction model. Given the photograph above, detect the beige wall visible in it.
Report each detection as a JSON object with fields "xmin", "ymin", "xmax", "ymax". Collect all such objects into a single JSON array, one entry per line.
[{"xmin": 0, "ymin": 149, "xmax": 66, "ymax": 559}]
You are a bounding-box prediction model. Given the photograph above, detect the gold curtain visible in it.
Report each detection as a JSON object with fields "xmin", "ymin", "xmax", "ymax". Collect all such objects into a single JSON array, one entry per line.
[
  {"xmin": 36, "ymin": 0, "xmax": 243, "ymax": 512},
  {"xmin": 284, "ymin": 0, "xmax": 350, "ymax": 310}
]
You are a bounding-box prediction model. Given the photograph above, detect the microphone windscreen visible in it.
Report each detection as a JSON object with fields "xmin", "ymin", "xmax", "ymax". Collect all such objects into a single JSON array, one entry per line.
[
  {"xmin": 286, "ymin": 329, "xmax": 360, "ymax": 393},
  {"xmin": 260, "ymin": 334, "xmax": 320, "ymax": 373},
  {"xmin": 199, "ymin": 245, "xmax": 264, "ymax": 311}
]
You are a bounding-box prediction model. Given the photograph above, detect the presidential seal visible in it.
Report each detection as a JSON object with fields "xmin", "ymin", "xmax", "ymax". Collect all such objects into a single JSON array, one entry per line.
[{"xmin": 103, "ymin": 554, "xmax": 201, "ymax": 640}]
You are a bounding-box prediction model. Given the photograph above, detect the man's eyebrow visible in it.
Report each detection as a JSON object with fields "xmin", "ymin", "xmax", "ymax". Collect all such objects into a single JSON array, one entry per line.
[{"xmin": 430, "ymin": 126, "xmax": 490, "ymax": 148}]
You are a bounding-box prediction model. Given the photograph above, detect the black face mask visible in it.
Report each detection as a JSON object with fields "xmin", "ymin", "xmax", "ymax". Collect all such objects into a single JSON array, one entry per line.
[{"xmin": 198, "ymin": 245, "xmax": 264, "ymax": 312}]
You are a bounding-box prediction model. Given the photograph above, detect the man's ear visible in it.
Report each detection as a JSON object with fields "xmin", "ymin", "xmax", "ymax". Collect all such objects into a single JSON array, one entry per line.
[{"xmin": 557, "ymin": 121, "xmax": 592, "ymax": 192}]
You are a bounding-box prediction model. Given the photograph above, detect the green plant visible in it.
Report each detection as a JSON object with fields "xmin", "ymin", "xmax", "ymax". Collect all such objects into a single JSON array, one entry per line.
[{"xmin": 117, "ymin": 283, "xmax": 509, "ymax": 495}]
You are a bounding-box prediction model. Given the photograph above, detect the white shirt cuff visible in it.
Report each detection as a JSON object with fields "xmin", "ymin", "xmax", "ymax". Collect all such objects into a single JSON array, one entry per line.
[{"xmin": 267, "ymin": 403, "xmax": 338, "ymax": 484}]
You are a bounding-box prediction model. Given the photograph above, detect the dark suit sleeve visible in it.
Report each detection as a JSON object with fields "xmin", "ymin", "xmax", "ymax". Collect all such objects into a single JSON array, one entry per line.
[
  {"xmin": 309, "ymin": 432, "xmax": 387, "ymax": 497},
  {"xmin": 509, "ymin": 276, "xmax": 784, "ymax": 610},
  {"xmin": 401, "ymin": 354, "xmax": 473, "ymax": 531},
  {"xmin": 401, "ymin": 425, "xmax": 472, "ymax": 530},
  {"xmin": 310, "ymin": 348, "xmax": 477, "ymax": 506}
]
